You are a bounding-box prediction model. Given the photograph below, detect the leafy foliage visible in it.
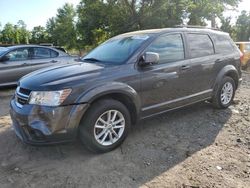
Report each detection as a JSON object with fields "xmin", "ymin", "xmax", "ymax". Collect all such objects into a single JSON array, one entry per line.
[{"xmin": 1, "ymin": 0, "xmax": 249, "ymax": 49}]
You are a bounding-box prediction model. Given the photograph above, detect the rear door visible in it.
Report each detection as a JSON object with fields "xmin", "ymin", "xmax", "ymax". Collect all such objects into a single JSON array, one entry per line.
[
  {"xmin": 0, "ymin": 47, "xmax": 33, "ymax": 86},
  {"xmin": 30, "ymin": 47, "xmax": 60, "ymax": 70},
  {"xmin": 181, "ymin": 32, "xmax": 217, "ymax": 96}
]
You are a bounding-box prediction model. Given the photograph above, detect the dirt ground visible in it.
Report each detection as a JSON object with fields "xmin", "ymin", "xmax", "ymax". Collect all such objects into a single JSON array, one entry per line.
[{"xmin": 0, "ymin": 73, "xmax": 250, "ymax": 188}]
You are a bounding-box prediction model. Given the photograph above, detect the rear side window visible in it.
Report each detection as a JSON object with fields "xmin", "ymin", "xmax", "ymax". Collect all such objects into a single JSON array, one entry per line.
[
  {"xmin": 187, "ymin": 34, "xmax": 214, "ymax": 58},
  {"xmin": 33, "ymin": 48, "xmax": 59, "ymax": 59},
  {"xmin": 215, "ymin": 35, "xmax": 235, "ymax": 54},
  {"xmin": 146, "ymin": 34, "xmax": 185, "ymax": 63}
]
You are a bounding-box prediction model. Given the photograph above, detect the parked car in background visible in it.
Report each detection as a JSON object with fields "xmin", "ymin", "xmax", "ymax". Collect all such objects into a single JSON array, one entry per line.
[
  {"xmin": 10, "ymin": 27, "xmax": 242, "ymax": 153},
  {"xmin": 0, "ymin": 45, "xmax": 75, "ymax": 87},
  {"xmin": 236, "ymin": 42, "xmax": 250, "ymax": 69}
]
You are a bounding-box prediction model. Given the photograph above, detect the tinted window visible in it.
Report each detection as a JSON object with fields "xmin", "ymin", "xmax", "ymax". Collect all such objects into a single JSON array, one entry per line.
[
  {"xmin": 7, "ymin": 48, "xmax": 30, "ymax": 61},
  {"xmin": 33, "ymin": 48, "xmax": 58, "ymax": 59},
  {"xmin": 146, "ymin": 34, "xmax": 184, "ymax": 63},
  {"xmin": 187, "ymin": 34, "xmax": 214, "ymax": 58},
  {"xmin": 83, "ymin": 35, "xmax": 151, "ymax": 64},
  {"xmin": 51, "ymin": 50, "xmax": 59, "ymax": 58},
  {"xmin": 215, "ymin": 35, "xmax": 235, "ymax": 53}
]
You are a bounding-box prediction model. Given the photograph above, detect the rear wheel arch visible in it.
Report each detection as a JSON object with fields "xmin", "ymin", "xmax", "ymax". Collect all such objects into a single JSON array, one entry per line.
[{"xmin": 214, "ymin": 65, "xmax": 239, "ymax": 91}]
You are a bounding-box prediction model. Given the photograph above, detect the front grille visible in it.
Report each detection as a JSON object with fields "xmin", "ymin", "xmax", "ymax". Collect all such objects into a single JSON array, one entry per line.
[
  {"xmin": 15, "ymin": 87, "xmax": 30, "ymax": 107},
  {"xmin": 19, "ymin": 87, "xmax": 31, "ymax": 96}
]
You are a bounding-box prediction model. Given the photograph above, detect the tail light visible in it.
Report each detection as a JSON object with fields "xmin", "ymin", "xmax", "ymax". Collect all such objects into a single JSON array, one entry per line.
[{"xmin": 240, "ymin": 51, "xmax": 244, "ymax": 63}]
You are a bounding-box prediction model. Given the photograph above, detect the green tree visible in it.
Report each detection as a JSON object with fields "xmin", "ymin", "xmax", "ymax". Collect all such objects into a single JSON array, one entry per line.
[
  {"xmin": 77, "ymin": 0, "xmax": 186, "ymax": 46},
  {"xmin": 0, "ymin": 20, "xmax": 30, "ymax": 44},
  {"xmin": 187, "ymin": 0, "xmax": 241, "ymax": 27},
  {"xmin": 235, "ymin": 11, "xmax": 250, "ymax": 41},
  {"xmin": 16, "ymin": 20, "xmax": 30, "ymax": 44},
  {"xmin": 30, "ymin": 26, "xmax": 48, "ymax": 44},
  {"xmin": 220, "ymin": 16, "xmax": 236, "ymax": 40},
  {"xmin": 1, "ymin": 23, "xmax": 15, "ymax": 44},
  {"xmin": 46, "ymin": 3, "xmax": 78, "ymax": 49}
]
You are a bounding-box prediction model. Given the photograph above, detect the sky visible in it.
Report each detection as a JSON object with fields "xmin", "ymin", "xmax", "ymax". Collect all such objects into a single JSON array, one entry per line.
[
  {"xmin": 0, "ymin": 0, "xmax": 250, "ymax": 30},
  {"xmin": 0, "ymin": 0, "xmax": 80, "ymax": 30}
]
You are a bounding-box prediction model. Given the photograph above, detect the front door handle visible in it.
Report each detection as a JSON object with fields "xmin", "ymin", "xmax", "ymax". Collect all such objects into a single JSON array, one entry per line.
[
  {"xmin": 181, "ymin": 65, "xmax": 190, "ymax": 70},
  {"xmin": 50, "ymin": 60, "xmax": 57, "ymax": 63}
]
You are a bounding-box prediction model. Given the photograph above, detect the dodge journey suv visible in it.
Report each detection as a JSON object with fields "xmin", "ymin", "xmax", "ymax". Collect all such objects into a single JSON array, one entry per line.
[{"xmin": 10, "ymin": 27, "xmax": 242, "ymax": 153}]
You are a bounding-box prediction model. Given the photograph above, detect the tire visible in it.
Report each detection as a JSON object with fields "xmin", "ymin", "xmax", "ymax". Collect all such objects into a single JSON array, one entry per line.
[
  {"xmin": 212, "ymin": 76, "xmax": 236, "ymax": 109},
  {"xmin": 79, "ymin": 99, "xmax": 131, "ymax": 153}
]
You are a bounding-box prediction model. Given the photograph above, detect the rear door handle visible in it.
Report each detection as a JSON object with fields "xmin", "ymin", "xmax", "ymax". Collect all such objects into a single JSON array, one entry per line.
[
  {"xmin": 50, "ymin": 60, "xmax": 57, "ymax": 63},
  {"xmin": 181, "ymin": 65, "xmax": 190, "ymax": 70}
]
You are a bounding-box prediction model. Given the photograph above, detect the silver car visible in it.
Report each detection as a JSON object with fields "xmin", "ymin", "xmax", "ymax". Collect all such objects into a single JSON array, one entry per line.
[{"xmin": 0, "ymin": 45, "xmax": 75, "ymax": 87}]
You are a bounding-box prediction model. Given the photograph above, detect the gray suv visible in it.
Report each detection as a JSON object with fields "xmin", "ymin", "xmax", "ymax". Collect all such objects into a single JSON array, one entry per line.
[{"xmin": 10, "ymin": 28, "xmax": 242, "ymax": 153}]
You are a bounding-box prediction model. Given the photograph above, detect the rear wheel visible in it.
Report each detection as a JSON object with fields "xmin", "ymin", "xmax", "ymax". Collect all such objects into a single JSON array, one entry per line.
[
  {"xmin": 79, "ymin": 99, "xmax": 131, "ymax": 153},
  {"xmin": 212, "ymin": 76, "xmax": 236, "ymax": 109}
]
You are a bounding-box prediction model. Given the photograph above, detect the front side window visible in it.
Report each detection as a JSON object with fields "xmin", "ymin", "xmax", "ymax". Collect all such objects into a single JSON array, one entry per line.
[
  {"xmin": 6, "ymin": 48, "xmax": 30, "ymax": 61},
  {"xmin": 146, "ymin": 34, "xmax": 185, "ymax": 64},
  {"xmin": 187, "ymin": 34, "xmax": 214, "ymax": 58}
]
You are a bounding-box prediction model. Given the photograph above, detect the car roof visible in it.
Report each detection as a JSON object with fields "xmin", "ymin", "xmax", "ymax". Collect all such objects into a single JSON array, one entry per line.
[
  {"xmin": 7, "ymin": 45, "xmax": 56, "ymax": 49},
  {"xmin": 6, "ymin": 45, "xmax": 67, "ymax": 55},
  {"xmin": 116, "ymin": 27, "xmax": 229, "ymax": 38}
]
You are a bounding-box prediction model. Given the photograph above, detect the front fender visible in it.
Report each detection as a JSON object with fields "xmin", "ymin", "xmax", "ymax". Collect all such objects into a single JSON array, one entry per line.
[{"xmin": 75, "ymin": 82, "xmax": 141, "ymax": 114}]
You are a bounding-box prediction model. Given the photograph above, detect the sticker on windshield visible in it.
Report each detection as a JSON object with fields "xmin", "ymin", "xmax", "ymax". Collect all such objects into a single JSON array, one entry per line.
[{"xmin": 132, "ymin": 35, "xmax": 149, "ymax": 40}]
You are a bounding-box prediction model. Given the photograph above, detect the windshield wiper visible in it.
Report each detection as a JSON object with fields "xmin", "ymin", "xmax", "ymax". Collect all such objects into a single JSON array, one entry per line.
[{"xmin": 82, "ymin": 57, "xmax": 102, "ymax": 62}]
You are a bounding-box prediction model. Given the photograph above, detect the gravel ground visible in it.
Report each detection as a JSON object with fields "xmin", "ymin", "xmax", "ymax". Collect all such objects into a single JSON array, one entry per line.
[{"xmin": 0, "ymin": 73, "xmax": 249, "ymax": 188}]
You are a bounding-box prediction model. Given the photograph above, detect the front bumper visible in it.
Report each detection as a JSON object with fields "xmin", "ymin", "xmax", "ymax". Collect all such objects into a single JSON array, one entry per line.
[{"xmin": 10, "ymin": 99, "xmax": 89, "ymax": 145}]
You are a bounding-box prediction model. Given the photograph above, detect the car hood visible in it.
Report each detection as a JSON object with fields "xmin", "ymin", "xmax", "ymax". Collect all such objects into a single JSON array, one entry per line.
[{"xmin": 20, "ymin": 62, "xmax": 105, "ymax": 90}]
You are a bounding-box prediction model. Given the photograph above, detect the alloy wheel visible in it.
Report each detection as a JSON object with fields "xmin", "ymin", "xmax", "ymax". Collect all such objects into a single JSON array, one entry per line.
[
  {"xmin": 94, "ymin": 110, "xmax": 125, "ymax": 146},
  {"xmin": 220, "ymin": 82, "xmax": 233, "ymax": 105}
]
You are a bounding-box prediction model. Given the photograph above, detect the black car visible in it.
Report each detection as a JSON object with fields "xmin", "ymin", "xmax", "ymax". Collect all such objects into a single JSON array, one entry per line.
[
  {"xmin": 0, "ymin": 45, "xmax": 75, "ymax": 87},
  {"xmin": 10, "ymin": 27, "xmax": 242, "ymax": 153}
]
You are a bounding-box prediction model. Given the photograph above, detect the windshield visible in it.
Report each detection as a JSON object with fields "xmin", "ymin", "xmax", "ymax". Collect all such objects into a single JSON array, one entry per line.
[
  {"xmin": 0, "ymin": 47, "xmax": 8, "ymax": 56},
  {"xmin": 82, "ymin": 35, "xmax": 151, "ymax": 64}
]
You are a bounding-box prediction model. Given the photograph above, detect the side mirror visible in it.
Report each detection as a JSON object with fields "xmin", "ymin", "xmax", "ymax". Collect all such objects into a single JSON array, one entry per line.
[
  {"xmin": 0, "ymin": 55, "xmax": 10, "ymax": 62},
  {"xmin": 139, "ymin": 52, "xmax": 159, "ymax": 66}
]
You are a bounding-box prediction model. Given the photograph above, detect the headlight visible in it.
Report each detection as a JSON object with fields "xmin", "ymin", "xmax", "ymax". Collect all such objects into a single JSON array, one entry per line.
[{"xmin": 28, "ymin": 89, "xmax": 72, "ymax": 106}]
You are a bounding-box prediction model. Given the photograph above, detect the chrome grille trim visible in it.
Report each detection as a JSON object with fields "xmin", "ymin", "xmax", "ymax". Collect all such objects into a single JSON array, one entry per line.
[{"xmin": 15, "ymin": 87, "xmax": 30, "ymax": 108}]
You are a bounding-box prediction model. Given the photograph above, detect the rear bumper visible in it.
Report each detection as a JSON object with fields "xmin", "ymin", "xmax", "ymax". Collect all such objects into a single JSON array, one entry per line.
[
  {"xmin": 10, "ymin": 99, "xmax": 89, "ymax": 145},
  {"xmin": 238, "ymin": 77, "xmax": 243, "ymax": 88}
]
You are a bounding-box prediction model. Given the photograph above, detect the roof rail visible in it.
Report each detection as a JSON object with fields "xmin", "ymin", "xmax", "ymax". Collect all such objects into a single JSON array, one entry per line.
[{"xmin": 175, "ymin": 25, "xmax": 221, "ymax": 31}]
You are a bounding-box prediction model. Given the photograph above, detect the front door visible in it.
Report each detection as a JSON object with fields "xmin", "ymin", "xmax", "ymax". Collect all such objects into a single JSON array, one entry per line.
[
  {"xmin": 0, "ymin": 47, "xmax": 33, "ymax": 86},
  {"xmin": 140, "ymin": 33, "xmax": 190, "ymax": 117}
]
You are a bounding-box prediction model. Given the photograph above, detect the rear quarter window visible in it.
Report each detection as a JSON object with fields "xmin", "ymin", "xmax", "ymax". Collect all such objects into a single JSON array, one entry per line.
[
  {"xmin": 187, "ymin": 33, "xmax": 214, "ymax": 58},
  {"xmin": 215, "ymin": 35, "xmax": 235, "ymax": 54}
]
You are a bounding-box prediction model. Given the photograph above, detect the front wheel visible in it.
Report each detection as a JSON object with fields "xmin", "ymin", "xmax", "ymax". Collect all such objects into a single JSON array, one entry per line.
[
  {"xmin": 79, "ymin": 99, "xmax": 131, "ymax": 153},
  {"xmin": 212, "ymin": 76, "xmax": 236, "ymax": 109}
]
